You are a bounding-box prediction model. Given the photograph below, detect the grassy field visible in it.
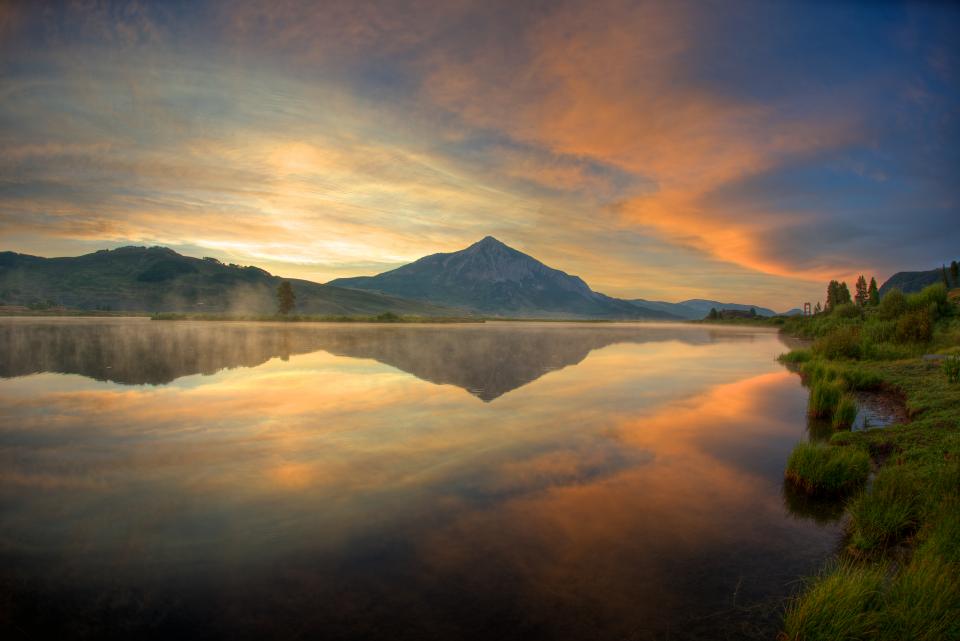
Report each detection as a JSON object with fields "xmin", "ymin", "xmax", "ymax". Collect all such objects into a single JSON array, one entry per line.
[{"xmin": 775, "ymin": 284, "xmax": 960, "ymax": 640}]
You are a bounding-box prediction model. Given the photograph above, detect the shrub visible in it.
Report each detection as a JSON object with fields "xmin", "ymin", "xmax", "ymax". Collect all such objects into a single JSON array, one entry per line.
[
  {"xmin": 861, "ymin": 318, "xmax": 896, "ymax": 346},
  {"xmin": 833, "ymin": 303, "xmax": 863, "ymax": 319},
  {"xmin": 832, "ymin": 394, "xmax": 859, "ymax": 429},
  {"xmin": 878, "ymin": 288, "xmax": 906, "ymax": 320},
  {"xmin": 813, "ymin": 325, "xmax": 862, "ymax": 359},
  {"xmin": 894, "ymin": 308, "xmax": 933, "ymax": 344},
  {"xmin": 907, "ymin": 283, "xmax": 950, "ymax": 318},
  {"xmin": 847, "ymin": 467, "xmax": 920, "ymax": 555},
  {"xmin": 785, "ymin": 442, "xmax": 870, "ymax": 495},
  {"xmin": 808, "ymin": 380, "xmax": 844, "ymax": 418},
  {"xmin": 943, "ymin": 355, "xmax": 960, "ymax": 384}
]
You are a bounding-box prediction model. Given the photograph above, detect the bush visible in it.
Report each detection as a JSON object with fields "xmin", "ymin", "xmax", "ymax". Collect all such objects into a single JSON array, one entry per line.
[
  {"xmin": 878, "ymin": 288, "xmax": 906, "ymax": 320},
  {"xmin": 861, "ymin": 318, "xmax": 896, "ymax": 345},
  {"xmin": 907, "ymin": 283, "xmax": 950, "ymax": 318},
  {"xmin": 895, "ymin": 308, "xmax": 933, "ymax": 344},
  {"xmin": 813, "ymin": 325, "xmax": 862, "ymax": 359},
  {"xmin": 832, "ymin": 394, "xmax": 859, "ymax": 429},
  {"xmin": 847, "ymin": 467, "xmax": 920, "ymax": 555},
  {"xmin": 833, "ymin": 303, "xmax": 864, "ymax": 319},
  {"xmin": 785, "ymin": 442, "xmax": 870, "ymax": 495},
  {"xmin": 808, "ymin": 380, "xmax": 844, "ymax": 418}
]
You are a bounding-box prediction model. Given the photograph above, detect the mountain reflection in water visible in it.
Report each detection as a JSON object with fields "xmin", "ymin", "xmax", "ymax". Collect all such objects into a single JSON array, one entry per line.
[
  {"xmin": 0, "ymin": 319, "xmax": 767, "ymax": 401},
  {"xmin": 0, "ymin": 318, "xmax": 840, "ymax": 641}
]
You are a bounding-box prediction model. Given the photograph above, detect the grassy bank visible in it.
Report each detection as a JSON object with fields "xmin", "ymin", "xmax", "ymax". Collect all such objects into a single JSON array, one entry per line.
[{"xmin": 777, "ymin": 284, "xmax": 960, "ymax": 640}]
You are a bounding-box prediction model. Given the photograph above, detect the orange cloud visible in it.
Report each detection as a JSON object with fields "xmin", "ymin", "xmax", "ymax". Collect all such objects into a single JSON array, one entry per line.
[{"xmin": 421, "ymin": 0, "xmax": 859, "ymax": 281}]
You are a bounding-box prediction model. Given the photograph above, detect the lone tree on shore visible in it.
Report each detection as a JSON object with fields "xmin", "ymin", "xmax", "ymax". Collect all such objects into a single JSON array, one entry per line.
[
  {"xmin": 868, "ymin": 277, "xmax": 880, "ymax": 306},
  {"xmin": 276, "ymin": 281, "xmax": 296, "ymax": 315}
]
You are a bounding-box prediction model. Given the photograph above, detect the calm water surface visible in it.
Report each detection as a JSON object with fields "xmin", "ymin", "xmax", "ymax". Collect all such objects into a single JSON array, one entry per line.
[{"xmin": 0, "ymin": 319, "xmax": 840, "ymax": 640}]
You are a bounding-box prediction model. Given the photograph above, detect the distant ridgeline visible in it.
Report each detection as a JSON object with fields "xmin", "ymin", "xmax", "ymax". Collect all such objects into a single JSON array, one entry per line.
[
  {"xmin": 0, "ymin": 247, "xmax": 453, "ymax": 316},
  {"xmin": 1, "ymin": 238, "xmax": 789, "ymax": 319}
]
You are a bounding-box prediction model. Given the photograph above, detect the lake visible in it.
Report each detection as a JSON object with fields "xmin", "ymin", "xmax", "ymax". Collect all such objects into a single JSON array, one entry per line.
[{"xmin": 0, "ymin": 318, "xmax": 841, "ymax": 640}]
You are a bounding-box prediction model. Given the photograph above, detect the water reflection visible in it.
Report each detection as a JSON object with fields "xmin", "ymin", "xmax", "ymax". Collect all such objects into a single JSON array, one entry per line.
[
  {"xmin": 1, "ymin": 318, "xmax": 765, "ymax": 400},
  {"xmin": 0, "ymin": 319, "xmax": 838, "ymax": 640}
]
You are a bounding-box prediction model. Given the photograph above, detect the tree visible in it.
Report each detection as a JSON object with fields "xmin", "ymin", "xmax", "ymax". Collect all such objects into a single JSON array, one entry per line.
[
  {"xmin": 838, "ymin": 281, "xmax": 852, "ymax": 306},
  {"xmin": 749, "ymin": 307, "xmax": 757, "ymax": 318},
  {"xmin": 951, "ymin": 260, "xmax": 959, "ymax": 288},
  {"xmin": 707, "ymin": 307, "xmax": 719, "ymax": 320},
  {"xmin": 944, "ymin": 265, "xmax": 951, "ymax": 289},
  {"xmin": 868, "ymin": 277, "xmax": 880, "ymax": 306},
  {"xmin": 825, "ymin": 280, "xmax": 838, "ymax": 312},
  {"xmin": 854, "ymin": 275, "xmax": 868, "ymax": 307},
  {"xmin": 814, "ymin": 302, "xmax": 822, "ymax": 314},
  {"xmin": 276, "ymin": 281, "xmax": 296, "ymax": 315}
]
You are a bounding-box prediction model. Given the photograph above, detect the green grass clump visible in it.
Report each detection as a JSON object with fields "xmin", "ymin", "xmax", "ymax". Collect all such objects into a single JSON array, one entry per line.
[
  {"xmin": 943, "ymin": 355, "xmax": 960, "ymax": 384},
  {"xmin": 783, "ymin": 557, "xmax": 960, "ymax": 641},
  {"xmin": 785, "ymin": 442, "xmax": 870, "ymax": 495},
  {"xmin": 846, "ymin": 467, "xmax": 920, "ymax": 555},
  {"xmin": 832, "ymin": 394, "xmax": 859, "ymax": 429},
  {"xmin": 808, "ymin": 380, "xmax": 844, "ymax": 418},
  {"xmin": 879, "ymin": 555, "xmax": 960, "ymax": 641},
  {"xmin": 779, "ymin": 348, "xmax": 813, "ymax": 364},
  {"xmin": 782, "ymin": 561, "xmax": 883, "ymax": 640}
]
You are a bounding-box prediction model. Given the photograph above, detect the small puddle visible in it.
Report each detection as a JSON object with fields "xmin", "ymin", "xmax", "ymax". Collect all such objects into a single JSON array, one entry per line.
[{"xmin": 851, "ymin": 391, "xmax": 909, "ymax": 431}]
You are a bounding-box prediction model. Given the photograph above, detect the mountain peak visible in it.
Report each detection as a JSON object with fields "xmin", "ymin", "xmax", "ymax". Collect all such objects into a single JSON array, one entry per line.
[{"xmin": 471, "ymin": 235, "xmax": 507, "ymax": 249}]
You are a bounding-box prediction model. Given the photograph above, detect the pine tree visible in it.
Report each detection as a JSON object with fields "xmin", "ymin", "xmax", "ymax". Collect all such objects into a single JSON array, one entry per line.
[
  {"xmin": 707, "ymin": 307, "xmax": 719, "ymax": 320},
  {"xmin": 838, "ymin": 281, "xmax": 852, "ymax": 306},
  {"xmin": 854, "ymin": 275, "xmax": 868, "ymax": 307},
  {"xmin": 825, "ymin": 280, "xmax": 838, "ymax": 311},
  {"xmin": 868, "ymin": 277, "xmax": 880, "ymax": 306},
  {"xmin": 951, "ymin": 261, "xmax": 959, "ymax": 288},
  {"xmin": 276, "ymin": 281, "xmax": 296, "ymax": 315},
  {"xmin": 944, "ymin": 265, "xmax": 951, "ymax": 289}
]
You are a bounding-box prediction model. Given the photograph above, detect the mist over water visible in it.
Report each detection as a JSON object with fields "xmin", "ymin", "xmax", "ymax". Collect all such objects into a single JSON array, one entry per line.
[{"xmin": 0, "ymin": 319, "xmax": 839, "ymax": 640}]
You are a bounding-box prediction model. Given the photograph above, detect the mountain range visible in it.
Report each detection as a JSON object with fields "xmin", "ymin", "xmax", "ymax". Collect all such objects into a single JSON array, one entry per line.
[
  {"xmin": 0, "ymin": 246, "xmax": 453, "ymax": 316},
  {"xmin": 1, "ymin": 237, "xmax": 784, "ymax": 319}
]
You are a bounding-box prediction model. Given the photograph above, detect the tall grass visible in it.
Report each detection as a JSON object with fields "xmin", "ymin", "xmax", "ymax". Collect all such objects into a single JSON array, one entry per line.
[
  {"xmin": 782, "ymin": 557, "xmax": 960, "ymax": 641},
  {"xmin": 846, "ymin": 467, "xmax": 919, "ymax": 556},
  {"xmin": 785, "ymin": 442, "xmax": 870, "ymax": 495},
  {"xmin": 807, "ymin": 380, "xmax": 843, "ymax": 419},
  {"xmin": 782, "ymin": 562, "xmax": 883, "ymax": 640},
  {"xmin": 832, "ymin": 394, "xmax": 858, "ymax": 429}
]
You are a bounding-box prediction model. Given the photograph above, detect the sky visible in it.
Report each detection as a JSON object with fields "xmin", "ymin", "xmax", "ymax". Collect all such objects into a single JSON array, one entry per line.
[{"xmin": 0, "ymin": 0, "xmax": 958, "ymax": 310}]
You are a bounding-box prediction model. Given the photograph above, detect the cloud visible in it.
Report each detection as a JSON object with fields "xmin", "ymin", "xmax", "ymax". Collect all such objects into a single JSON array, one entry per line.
[{"xmin": 0, "ymin": 0, "xmax": 956, "ymax": 308}]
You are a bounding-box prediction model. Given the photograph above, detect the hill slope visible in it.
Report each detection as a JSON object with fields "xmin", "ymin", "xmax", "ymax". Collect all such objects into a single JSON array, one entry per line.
[
  {"xmin": 0, "ymin": 246, "xmax": 455, "ymax": 315},
  {"xmin": 330, "ymin": 236, "xmax": 679, "ymax": 319},
  {"xmin": 879, "ymin": 267, "xmax": 953, "ymax": 296}
]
